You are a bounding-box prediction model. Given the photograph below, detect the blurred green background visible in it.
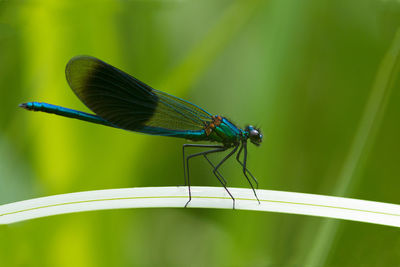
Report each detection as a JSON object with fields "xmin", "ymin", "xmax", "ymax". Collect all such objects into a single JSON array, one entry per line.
[{"xmin": 1, "ymin": 0, "xmax": 400, "ymax": 266}]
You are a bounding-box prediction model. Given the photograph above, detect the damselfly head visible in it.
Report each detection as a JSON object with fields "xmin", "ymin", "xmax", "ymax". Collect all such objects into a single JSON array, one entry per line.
[{"xmin": 245, "ymin": 125, "xmax": 263, "ymax": 146}]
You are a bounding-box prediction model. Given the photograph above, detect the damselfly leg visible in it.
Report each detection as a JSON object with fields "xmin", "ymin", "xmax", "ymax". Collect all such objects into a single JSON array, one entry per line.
[
  {"xmin": 237, "ymin": 141, "xmax": 260, "ymax": 204},
  {"xmin": 203, "ymin": 155, "xmax": 227, "ymax": 186},
  {"xmin": 236, "ymin": 142, "xmax": 259, "ymax": 189},
  {"xmin": 207, "ymin": 144, "xmax": 240, "ymax": 209},
  {"xmin": 182, "ymin": 144, "xmax": 226, "ymax": 186},
  {"xmin": 202, "ymin": 154, "xmax": 236, "ymax": 206},
  {"xmin": 182, "ymin": 144, "xmax": 226, "ymax": 207}
]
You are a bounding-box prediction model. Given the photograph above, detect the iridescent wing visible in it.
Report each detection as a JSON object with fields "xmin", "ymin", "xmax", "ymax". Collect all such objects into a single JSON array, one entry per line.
[{"xmin": 65, "ymin": 56, "xmax": 213, "ymax": 135}]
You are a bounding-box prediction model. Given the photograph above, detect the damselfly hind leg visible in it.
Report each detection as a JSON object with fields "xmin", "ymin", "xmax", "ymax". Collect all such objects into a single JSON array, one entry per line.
[
  {"xmin": 182, "ymin": 144, "xmax": 225, "ymax": 208},
  {"xmin": 183, "ymin": 144, "xmax": 225, "ymax": 186}
]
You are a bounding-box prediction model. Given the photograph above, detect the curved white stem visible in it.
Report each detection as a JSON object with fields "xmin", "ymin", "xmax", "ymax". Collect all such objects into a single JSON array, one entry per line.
[{"xmin": 0, "ymin": 186, "xmax": 399, "ymax": 227}]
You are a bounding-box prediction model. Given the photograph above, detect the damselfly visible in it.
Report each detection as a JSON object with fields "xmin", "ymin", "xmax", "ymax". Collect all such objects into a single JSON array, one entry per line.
[{"xmin": 20, "ymin": 56, "xmax": 263, "ymax": 208}]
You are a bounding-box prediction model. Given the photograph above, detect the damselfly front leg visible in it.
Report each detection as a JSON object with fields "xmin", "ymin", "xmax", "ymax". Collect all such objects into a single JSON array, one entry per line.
[
  {"xmin": 236, "ymin": 142, "xmax": 259, "ymax": 189},
  {"xmin": 237, "ymin": 141, "xmax": 260, "ymax": 204}
]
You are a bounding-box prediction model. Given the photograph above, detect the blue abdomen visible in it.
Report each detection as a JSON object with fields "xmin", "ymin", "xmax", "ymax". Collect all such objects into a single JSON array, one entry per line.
[
  {"xmin": 140, "ymin": 117, "xmax": 241, "ymax": 145},
  {"xmin": 20, "ymin": 102, "xmax": 115, "ymax": 127}
]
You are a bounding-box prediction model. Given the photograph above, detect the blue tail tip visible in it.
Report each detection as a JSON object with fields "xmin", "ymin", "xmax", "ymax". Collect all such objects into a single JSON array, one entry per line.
[{"xmin": 19, "ymin": 103, "xmax": 29, "ymax": 109}]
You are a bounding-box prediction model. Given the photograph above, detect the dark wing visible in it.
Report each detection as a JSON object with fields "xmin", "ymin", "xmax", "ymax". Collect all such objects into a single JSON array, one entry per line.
[{"xmin": 65, "ymin": 56, "xmax": 213, "ymax": 133}]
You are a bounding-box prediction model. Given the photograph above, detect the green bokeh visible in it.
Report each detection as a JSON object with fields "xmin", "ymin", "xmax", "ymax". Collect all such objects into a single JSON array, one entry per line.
[{"xmin": 1, "ymin": 0, "xmax": 400, "ymax": 266}]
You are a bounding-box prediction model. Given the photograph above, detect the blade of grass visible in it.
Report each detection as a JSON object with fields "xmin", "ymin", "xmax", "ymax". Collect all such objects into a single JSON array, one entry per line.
[
  {"xmin": 305, "ymin": 28, "xmax": 400, "ymax": 267},
  {"xmin": 1, "ymin": 186, "xmax": 399, "ymax": 226}
]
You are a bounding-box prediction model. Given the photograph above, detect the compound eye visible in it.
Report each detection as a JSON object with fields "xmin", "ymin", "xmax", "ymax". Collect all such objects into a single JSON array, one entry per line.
[{"xmin": 250, "ymin": 129, "xmax": 259, "ymax": 137}]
